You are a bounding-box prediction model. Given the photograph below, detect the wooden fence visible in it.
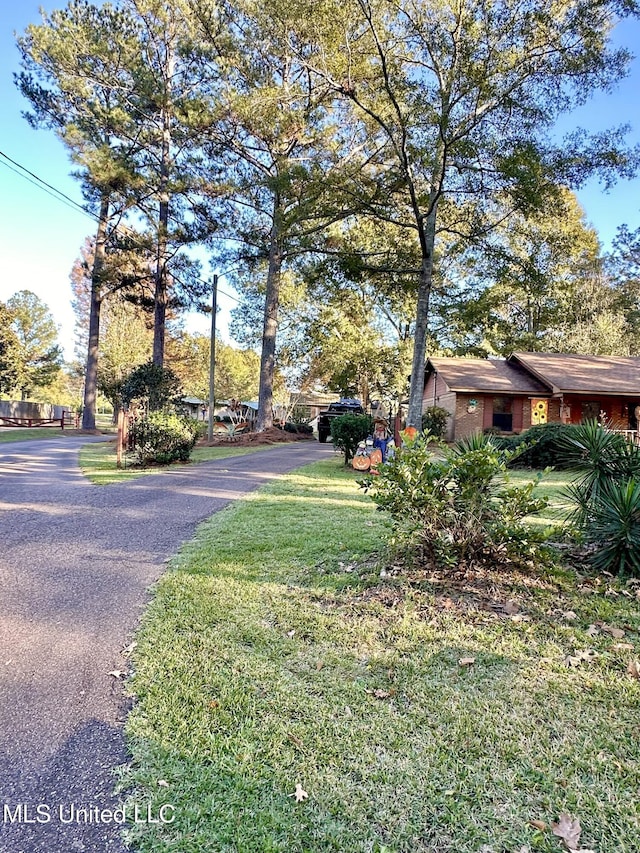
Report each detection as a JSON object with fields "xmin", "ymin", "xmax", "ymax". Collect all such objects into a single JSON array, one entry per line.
[{"xmin": 0, "ymin": 411, "xmax": 78, "ymax": 429}]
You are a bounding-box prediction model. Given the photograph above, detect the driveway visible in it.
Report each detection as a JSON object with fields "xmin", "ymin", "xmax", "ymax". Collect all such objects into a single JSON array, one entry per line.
[{"xmin": 0, "ymin": 436, "xmax": 334, "ymax": 852}]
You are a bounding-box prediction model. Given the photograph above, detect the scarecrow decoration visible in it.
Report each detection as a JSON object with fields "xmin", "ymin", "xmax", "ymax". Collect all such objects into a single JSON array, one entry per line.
[{"xmin": 352, "ymin": 417, "xmax": 395, "ymax": 473}]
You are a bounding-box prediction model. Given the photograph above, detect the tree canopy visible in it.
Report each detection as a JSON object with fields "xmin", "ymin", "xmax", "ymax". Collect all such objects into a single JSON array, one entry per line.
[
  {"xmin": 286, "ymin": 0, "xmax": 639, "ymax": 422},
  {"xmin": 15, "ymin": 0, "xmax": 640, "ymax": 426},
  {"xmin": 4, "ymin": 291, "xmax": 63, "ymax": 400}
]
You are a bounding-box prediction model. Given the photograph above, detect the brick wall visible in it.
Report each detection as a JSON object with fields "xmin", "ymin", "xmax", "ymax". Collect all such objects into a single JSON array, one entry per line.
[{"xmin": 455, "ymin": 394, "xmax": 484, "ymax": 439}]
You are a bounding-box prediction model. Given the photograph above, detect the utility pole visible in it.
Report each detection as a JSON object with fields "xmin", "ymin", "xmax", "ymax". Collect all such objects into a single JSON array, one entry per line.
[{"xmin": 207, "ymin": 274, "xmax": 218, "ymax": 443}]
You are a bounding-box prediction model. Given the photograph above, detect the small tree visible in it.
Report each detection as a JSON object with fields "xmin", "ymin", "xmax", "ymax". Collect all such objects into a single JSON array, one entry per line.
[
  {"xmin": 330, "ymin": 413, "xmax": 374, "ymax": 464},
  {"xmin": 0, "ymin": 301, "xmax": 20, "ymax": 393},
  {"xmin": 122, "ymin": 361, "xmax": 182, "ymax": 413},
  {"xmin": 7, "ymin": 290, "xmax": 63, "ymax": 399}
]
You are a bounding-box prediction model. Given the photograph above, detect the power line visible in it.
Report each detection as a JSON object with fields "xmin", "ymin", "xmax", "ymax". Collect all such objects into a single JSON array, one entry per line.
[
  {"xmin": 0, "ymin": 147, "xmax": 243, "ymax": 305},
  {"xmin": 0, "ymin": 149, "xmax": 96, "ymax": 221}
]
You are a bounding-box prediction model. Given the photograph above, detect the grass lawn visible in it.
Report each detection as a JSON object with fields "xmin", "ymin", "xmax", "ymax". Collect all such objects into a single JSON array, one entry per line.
[
  {"xmin": 0, "ymin": 427, "xmax": 72, "ymax": 443},
  {"xmin": 121, "ymin": 460, "xmax": 640, "ymax": 853},
  {"xmin": 507, "ymin": 468, "xmax": 577, "ymax": 531},
  {"xmin": 79, "ymin": 439, "xmax": 285, "ymax": 485}
]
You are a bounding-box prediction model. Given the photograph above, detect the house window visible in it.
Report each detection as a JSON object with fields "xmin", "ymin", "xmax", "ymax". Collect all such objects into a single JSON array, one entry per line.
[{"xmin": 492, "ymin": 396, "xmax": 513, "ymax": 432}]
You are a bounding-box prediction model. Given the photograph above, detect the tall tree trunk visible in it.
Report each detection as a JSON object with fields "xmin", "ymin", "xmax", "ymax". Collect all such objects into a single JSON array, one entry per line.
[
  {"xmin": 152, "ymin": 126, "xmax": 171, "ymax": 366},
  {"xmin": 152, "ymin": 198, "xmax": 169, "ymax": 367},
  {"xmin": 407, "ymin": 203, "xmax": 438, "ymax": 428},
  {"xmin": 82, "ymin": 193, "xmax": 110, "ymax": 431},
  {"xmin": 152, "ymin": 38, "xmax": 174, "ymax": 368},
  {"xmin": 257, "ymin": 201, "xmax": 283, "ymax": 432}
]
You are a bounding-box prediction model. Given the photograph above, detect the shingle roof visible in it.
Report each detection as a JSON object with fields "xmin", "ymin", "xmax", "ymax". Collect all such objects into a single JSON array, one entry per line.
[
  {"xmin": 510, "ymin": 352, "xmax": 640, "ymax": 396},
  {"xmin": 427, "ymin": 357, "xmax": 549, "ymax": 395}
]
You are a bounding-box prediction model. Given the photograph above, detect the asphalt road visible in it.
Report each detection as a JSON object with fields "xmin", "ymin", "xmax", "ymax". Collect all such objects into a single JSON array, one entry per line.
[{"xmin": 0, "ymin": 435, "xmax": 334, "ymax": 852}]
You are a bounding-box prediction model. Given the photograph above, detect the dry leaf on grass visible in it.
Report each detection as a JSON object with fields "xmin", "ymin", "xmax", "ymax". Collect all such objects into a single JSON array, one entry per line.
[
  {"xmin": 585, "ymin": 624, "xmax": 600, "ymax": 637},
  {"xmin": 599, "ymin": 623, "xmax": 626, "ymax": 639},
  {"xmin": 157, "ymin": 779, "xmax": 170, "ymax": 788},
  {"xmin": 562, "ymin": 611, "xmax": 578, "ymax": 621},
  {"xmin": 564, "ymin": 649, "xmax": 598, "ymax": 667},
  {"xmin": 528, "ymin": 819, "xmax": 547, "ymax": 831},
  {"xmin": 551, "ymin": 813, "xmax": 582, "ymax": 849},
  {"xmin": 627, "ymin": 660, "xmax": 640, "ymax": 680},
  {"xmin": 290, "ymin": 783, "xmax": 308, "ymax": 802},
  {"xmin": 458, "ymin": 657, "xmax": 476, "ymax": 666},
  {"xmin": 370, "ymin": 688, "xmax": 396, "ymax": 699}
]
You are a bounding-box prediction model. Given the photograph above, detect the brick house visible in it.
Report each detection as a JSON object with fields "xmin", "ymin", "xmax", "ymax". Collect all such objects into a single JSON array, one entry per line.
[{"xmin": 423, "ymin": 352, "xmax": 640, "ymax": 441}]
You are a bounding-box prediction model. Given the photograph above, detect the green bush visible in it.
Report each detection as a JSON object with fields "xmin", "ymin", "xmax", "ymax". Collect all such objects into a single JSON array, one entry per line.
[
  {"xmin": 289, "ymin": 405, "xmax": 312, "ymax": 426},
  {"xmin": 122, "ymin": 361, "xmax": 183, "ymax": 413},
  {"xmin": 281, "ymin": 421, "xmax": 313, "ymax": 434},
  {"xmin": 421, "ymin": 406, "xmax": 450, "ymax": 439},
  {"xmin": 362, "ymin": 433, "xmax": 548, "ymax": 569},
  {"xmin": 188, "ymin": 419, "xmax": 208, "ymax": 439},
  {"xmin": 560, "ymin": 420, "xmax": 640, "ymax": 575},
  {"xmin": 330, "ymin": 414, "xmax": 374, "ymax": 464},
  {"xmin": 502, "ymin": 423, "xmax": 579, "ymax": 469},
  {"xmin": 128, "ymin": 412, "xmax": 198, "ymax": 466}
]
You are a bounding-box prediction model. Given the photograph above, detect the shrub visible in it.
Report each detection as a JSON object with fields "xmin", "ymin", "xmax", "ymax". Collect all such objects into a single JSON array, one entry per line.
[
  {"xmin": 421, "ymin": 406, "xmax": 450, "ymax": 439},
  {"xmin": 504, "ymin": 423, "xmax": 579, "ymax": 469},
  {"xmin": 289, "ymin": 405, "xmax": 312, "ymax": 426},
  {"xmin": 188, "ymin": 419, "xmax": 208, "ymax": 439},
  {"xmin": 582, "ymin": 479, "xmax": 640, "ymax": 576},
  {"xmin": 560, "ymin": 420, "xmax": 640, "ymax": 575},
  {"xmin": 282, "ymin": 421, "xmax": 313, "ymax": 434},
  {"xmin": 128, "ymin": 412, "xmax": 198, "ymax": 466},
  {"xmin": 362, "ymin": 433, "xmax": 548, "ymax": 569},
  {"xmin": 330, "ymin": 414, "xmax": 374, "ymax": 464}
]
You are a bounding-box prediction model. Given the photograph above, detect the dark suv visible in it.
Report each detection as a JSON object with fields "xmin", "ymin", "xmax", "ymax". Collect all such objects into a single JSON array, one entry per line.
[{"xmin": 317, "ymin": 399, "xmax": 365, "ymax": 443}]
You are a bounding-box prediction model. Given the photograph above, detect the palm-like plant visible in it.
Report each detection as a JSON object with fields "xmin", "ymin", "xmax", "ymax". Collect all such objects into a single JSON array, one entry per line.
[
  {"xmin": 586, "ymin": 479, "xmax": 640, "ymax": 576},
  {"xmin": 560, "ymin": 420, "xmax": 640, "ymax": 575}
]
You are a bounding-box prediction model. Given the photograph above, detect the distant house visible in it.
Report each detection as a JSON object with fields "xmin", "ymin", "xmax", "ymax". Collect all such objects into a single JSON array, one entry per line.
[
  {"xmin": 424, "ymin": 352, "xmax": 640, "ymax": 441},
  {"xmin": 290, "ymin": 392, "xmax": 340, "ymax": 420},
  {"xmin": 214, "ymin": 400, "xmax": 258, "ymax": 427},
  {"xmin": 181, "ymin": 397, "xmax": 208, "ymax": 420}
]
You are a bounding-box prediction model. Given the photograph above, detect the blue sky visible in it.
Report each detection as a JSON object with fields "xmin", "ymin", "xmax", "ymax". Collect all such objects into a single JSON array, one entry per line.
[
  {"xmin": 0, "ymin": 1, "xmax": 234, "ymax": 360},
  {"xmin": 1, "ymin": 2, "xmax": 639, "ymax": 361}
]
